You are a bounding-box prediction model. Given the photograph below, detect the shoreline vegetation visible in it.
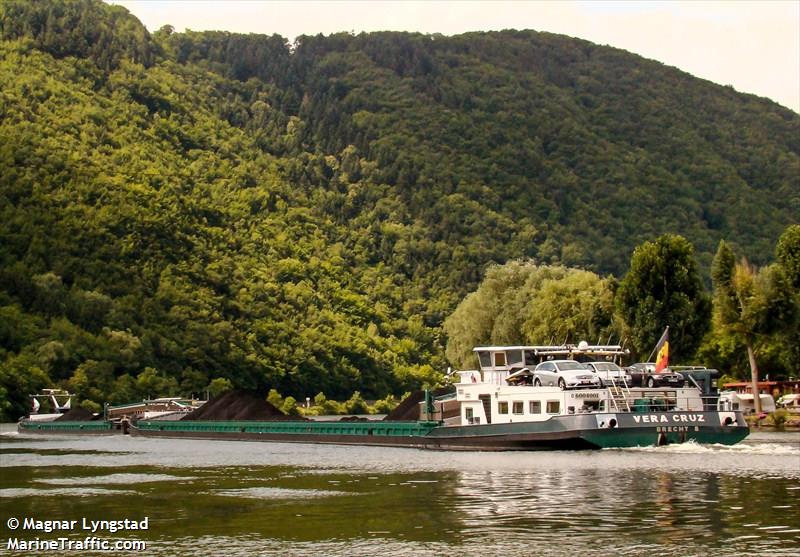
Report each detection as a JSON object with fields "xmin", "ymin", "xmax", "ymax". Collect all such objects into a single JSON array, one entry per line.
[
  {"xmin": 746, "ymin": 410, "xmax": 800, "ymax": 430},
  {"xmin": 0, "ymin": 1, "xmax": 798, "ymax": 422}
]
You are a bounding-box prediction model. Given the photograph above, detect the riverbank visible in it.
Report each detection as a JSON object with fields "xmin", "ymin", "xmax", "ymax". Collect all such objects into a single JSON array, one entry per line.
[{"xmin": 745, "ymin": 410, "xmax": 800, "ymax": 429}]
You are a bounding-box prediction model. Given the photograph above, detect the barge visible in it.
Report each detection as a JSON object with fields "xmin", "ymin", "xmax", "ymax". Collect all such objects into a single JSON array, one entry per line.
[{"xmin": 19, "ymin": 344, "xmax": 750, "ymax": 450}]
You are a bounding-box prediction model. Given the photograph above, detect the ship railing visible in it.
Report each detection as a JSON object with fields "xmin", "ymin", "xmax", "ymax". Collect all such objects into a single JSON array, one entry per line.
[{"xmin": 620, "ymin": 393, "xmax": 715, "ymax": 413}]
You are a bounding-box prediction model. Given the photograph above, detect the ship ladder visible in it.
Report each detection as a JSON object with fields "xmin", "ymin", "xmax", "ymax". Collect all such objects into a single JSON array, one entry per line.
[{"xmin": 608, "ymin": 381, "xmax": 631, "ymax": 412}]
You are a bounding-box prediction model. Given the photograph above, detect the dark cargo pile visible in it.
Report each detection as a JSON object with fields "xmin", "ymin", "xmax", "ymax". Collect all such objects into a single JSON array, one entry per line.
[
  {"xmin": 181, "ymin": 390, "xmax": 306, "ymax": 421},
  {"xmin": 55, "ymin": 407, "xmax": 98, "ymax": 421},
  {"xmin": 384, "ymin": 388, "xmax": 453, "ymax": 421}
]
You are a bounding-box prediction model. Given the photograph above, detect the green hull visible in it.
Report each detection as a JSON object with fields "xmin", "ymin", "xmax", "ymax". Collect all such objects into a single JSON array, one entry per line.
[
  {"xmin": 20, "ymin": 410, "xmax": 750, "ymax": 451},
  {"xmin": 580, "ymin": 425, "xmax": 750, "ymax": 448},
  {"xmin": 18, "ymin": 420, "xmax": 113, "ymax": 433}
]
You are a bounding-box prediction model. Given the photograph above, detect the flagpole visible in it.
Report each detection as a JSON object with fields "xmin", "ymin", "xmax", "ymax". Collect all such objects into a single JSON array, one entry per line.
[{"xmin": 646, "ymin": 326, "xmax": 669, "ymax": 362}]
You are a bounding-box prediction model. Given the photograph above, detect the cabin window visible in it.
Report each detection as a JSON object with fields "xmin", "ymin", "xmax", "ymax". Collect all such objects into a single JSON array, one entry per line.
[
  {"xmin": 546, "ymin": 401, "xmax": 560, "ymax": 414},
  {"xmin": 512, "ymin": 401, "xmax": 524, "ymax": 414},
  {"xmin": 465, "ymin": 407, "xmax": 474, "ymax": 423},
  {"xmin": 494, "ymin": 352, "xmax": 507, "ymax": 366},
  {"xmin": 507, "ymin": 350, "xmax": 523, "ymax": 365},
  {"xmin": 583, "ymin": 400, "xmax": 601, "ymax": 412},
  {"xmin": 524, "ymin": 351, "xmax": 539, "ymax": 366},
  {"xmin": 498, "ymin": 402, "xmax": 509, "ymax": 414},
  {"xmin": 478, "ymin": 352, "xmax": 492, "ymax": 368},
  {"xmin": 529, "ymin": 400, "xmax": 542, "ymax": 414}
]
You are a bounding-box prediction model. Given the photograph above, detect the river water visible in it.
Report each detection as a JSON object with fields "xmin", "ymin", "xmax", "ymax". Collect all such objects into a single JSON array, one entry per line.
[{"xmin": 1, "ymin": 425, "xmax": 798, "ymax": 556}]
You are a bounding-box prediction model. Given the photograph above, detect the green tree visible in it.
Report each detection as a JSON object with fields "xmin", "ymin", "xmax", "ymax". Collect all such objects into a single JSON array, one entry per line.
[
  {"xmin": 522, "ymin": 269, "xmax": 619, "ymax": 346},
  {"xmin": 775, "ymin": 225, "xmax": 800, "ymax": 372},
  {"xmin": 344, "ymin": 391, "xmax": 369, "ymax": 414},
  {"xmin": 776, "ymin": 224, "xmax": 800, "ymax": 290},
  {"xmin": 712, "ymin": 240, "xmax": 798, "ymax": 412},
  {"xmin": 206, "ymin": 377, "xmax": 233, "ymax": 398},
  {"xmin": 616, "ymin": 235, "xmax": 710, "ymax": 361},
  {"xmin": 444, "ymin": 261, "xmax": 620, "ymax": 368}
]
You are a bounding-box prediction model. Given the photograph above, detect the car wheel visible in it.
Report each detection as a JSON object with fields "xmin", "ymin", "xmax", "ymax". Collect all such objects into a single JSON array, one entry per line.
[
  {"xmin": 647, "ymin": 377, "xmax": 655, "ymax": 388},
  {"xmin": 558, "ymin": 378, "xmax": 566, "ymax": 390},
  {"xmin": 534, "ymin": 378, "xmax": 541, "ymax": 387}
]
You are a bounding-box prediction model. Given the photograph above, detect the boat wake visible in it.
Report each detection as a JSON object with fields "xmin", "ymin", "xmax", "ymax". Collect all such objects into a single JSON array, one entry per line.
[{"xmin": 614, "ymin": 439, "xmax": 800, "ymax": 456}]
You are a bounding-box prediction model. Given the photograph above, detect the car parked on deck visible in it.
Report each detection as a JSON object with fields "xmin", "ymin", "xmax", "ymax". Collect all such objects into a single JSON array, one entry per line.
[
  {"xmin": 626, "ymin": 362, "xmax": 685, "ymax": 388},
  {"xmin": 583, "ymin": 361, "xmax": 632, "ymax": 387},
  {"xmin": 533, "ymin": 360, "xmax": 602, "ymax": 390}
]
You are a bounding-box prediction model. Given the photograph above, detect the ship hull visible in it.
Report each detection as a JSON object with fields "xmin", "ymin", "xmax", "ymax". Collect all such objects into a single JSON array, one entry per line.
[
  {"xmin": 19, "ymin": 410, "xmax": 749, "ymax": 450},
  {"xmin": 121, "ymin": 410, "xmax": 748, "ymax": 450}
]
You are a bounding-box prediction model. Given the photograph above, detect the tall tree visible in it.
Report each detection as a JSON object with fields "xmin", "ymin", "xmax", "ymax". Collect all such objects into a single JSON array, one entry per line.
[
  {"xmin": 776, "ymin": 224, "xmax": 800, "ymax": 290},
  {"xmin": 774, "ymin": 225, "xmax": 800, "ymax": 376},
  {"xmin": 616, "ymin": 235, "xmax": 710, "ymax": 361},
  {"xmin": 711, "ymin": 238, "xmax": 798, "ymax": 412}
]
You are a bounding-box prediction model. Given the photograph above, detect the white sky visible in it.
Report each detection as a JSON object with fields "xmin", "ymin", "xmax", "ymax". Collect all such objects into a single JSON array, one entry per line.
[{"xmin": 112, "ymin": 1, "xmax": 800, "ymax": 113}]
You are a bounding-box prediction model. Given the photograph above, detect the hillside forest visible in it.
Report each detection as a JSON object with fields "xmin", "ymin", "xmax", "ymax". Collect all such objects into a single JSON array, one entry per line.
[{"xmin": 0, "ymin": 0, "xmax": 798, "ymax": 419}]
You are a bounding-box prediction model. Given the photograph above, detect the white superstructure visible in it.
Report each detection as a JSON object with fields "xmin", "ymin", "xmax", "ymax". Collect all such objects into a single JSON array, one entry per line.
[{"xmin": 450, "ymin": 344, "xmax": 705, "ymax": 426}]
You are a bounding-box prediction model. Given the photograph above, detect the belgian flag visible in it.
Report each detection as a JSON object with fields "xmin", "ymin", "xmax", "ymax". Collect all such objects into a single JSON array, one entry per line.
[{"xmin": 654, "ymin": 326, "xmax": 669, "ymax": 373}]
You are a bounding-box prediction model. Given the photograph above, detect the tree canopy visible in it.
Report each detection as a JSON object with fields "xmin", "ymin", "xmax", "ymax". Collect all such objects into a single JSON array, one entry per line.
[
  {"xmin": 615, "ymin": 235, "xmax": 710, "ymax": 361},
  {"xmin": 444, "ymin": 262, "xmax": 619, "ymax": 369}
]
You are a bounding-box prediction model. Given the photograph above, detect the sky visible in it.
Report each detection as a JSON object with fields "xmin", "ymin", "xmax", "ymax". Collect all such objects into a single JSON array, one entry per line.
[{"xmin": 112, "ymin": 1, "xmax": 800, "ymax": 113}]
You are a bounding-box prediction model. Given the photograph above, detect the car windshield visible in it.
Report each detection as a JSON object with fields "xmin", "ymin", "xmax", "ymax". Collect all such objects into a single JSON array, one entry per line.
[
  {"xmin": 591, "ymin": 363, "xmax": 621, "ymax": 372},
  {"xmin": 556, "ymin": 361, "xmax": 585, "ymax": 371}
]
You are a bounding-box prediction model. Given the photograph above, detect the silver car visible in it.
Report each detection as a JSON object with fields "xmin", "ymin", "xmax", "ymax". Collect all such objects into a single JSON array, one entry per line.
[
  {"xmin": 533, "ymin": 360, "xmax": 602, "ymax": 390},
  {"xmin": 583, "ymin": 361, "xmax": 632, "ymax": 387}
]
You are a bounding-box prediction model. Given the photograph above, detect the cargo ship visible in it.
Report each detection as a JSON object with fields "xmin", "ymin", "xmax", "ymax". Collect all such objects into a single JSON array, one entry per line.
[{"xmin": 20, "ymin": 344, "xmax": 749, "ymax": 450}]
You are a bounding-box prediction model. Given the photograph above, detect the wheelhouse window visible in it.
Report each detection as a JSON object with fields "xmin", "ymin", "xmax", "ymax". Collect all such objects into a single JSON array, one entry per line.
[
  {"xmin": 494, "ymin": 352, "xmax": 507, "ymax": 366},
  {"xmin": 512, "ymin": 401, "xmax": 524, "ymax": 415},
  {"xmin": 498, "ymin": 402, "xmax": 509, "ymax": 414},
  {"xmin": 546, "ymin": 401, "xmax": 560, "ymax": 414},
  {"xmin": 478, "ymin": 351, "xmax": 492, "ymax": 368},
  {"xmin": 507, "ymin": 350, "xmax": 523, "ymax": 366},
  {"xmin": 529, "ymin": 400, "xmax": 542, "ymax": 414}
]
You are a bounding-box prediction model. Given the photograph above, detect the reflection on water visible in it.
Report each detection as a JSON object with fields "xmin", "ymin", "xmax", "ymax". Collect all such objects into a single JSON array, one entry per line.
[
  {"xmin": 38, "ymin": 473, "xmax": 195, "ymax": 485},
  {"xmin": 0, "ymin": 427, "xmax": 798, "ymax": 556},
  {"xmin": 212, "ymin": 487, "xmax": 349, "ymax": 499}
]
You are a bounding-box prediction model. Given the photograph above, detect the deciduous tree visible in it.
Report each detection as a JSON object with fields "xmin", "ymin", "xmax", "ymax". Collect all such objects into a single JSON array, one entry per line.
[{"xmin": 616, "ymin": 235, "xmax": 710, "ymax": 361}]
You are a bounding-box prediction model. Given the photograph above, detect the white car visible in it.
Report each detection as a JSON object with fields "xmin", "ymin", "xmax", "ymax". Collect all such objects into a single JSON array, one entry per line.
[
  {"xmin": 533, "ymin": 360, "xmax": 602, "ymax": 390},
  {"xmin": 583, "ymin": 361, "xmax": 632, "ymax": 387}
]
